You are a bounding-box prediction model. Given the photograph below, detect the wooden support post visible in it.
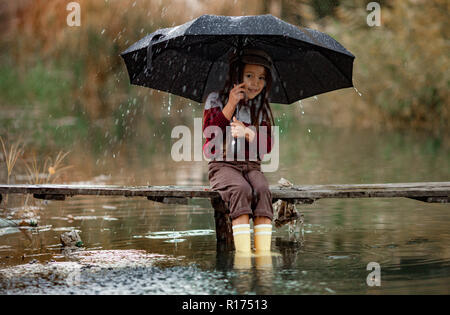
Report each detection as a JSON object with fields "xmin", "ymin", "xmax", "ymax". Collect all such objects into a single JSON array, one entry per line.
[
  {"xmin": 211, "ymin": 197, "xmax": 234, "ymax": 252},
  {"xmin": 33, "ymin": 194, "xmax": 66, "ymax": 201},
  {"xmin": 408, "ymin": 196, "xmax": 449, "ymax": 203},
  {"xmin": 147, "ymin": 196, "xmax": 165, "ymax": 203},
  {"xmin": 147, "ymin": 196, "xmax": 189, "ymax": 204}
]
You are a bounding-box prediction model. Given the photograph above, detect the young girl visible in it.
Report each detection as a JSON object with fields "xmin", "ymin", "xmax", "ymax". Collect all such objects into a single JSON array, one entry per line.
[{"xmin": 203, "ymin": 48, "xmax": 275, "ymax": 255}]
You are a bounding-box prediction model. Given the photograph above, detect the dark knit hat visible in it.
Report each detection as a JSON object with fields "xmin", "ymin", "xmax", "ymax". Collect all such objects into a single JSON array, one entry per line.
[{"xmin": 231, "ymin": 48, "xmax": 273, "ymax": 70}]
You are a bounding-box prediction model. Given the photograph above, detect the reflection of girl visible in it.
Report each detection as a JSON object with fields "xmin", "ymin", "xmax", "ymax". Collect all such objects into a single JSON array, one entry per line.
[{"xmin": 203, "ymin": 48, "xmax": 275, "ymax": 255}]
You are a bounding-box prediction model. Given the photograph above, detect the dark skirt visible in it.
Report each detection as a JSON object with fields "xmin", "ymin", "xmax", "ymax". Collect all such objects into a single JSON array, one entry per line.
[{"xmin": 208, "ymin": 160, "xmax": 273, "ymax": 221}]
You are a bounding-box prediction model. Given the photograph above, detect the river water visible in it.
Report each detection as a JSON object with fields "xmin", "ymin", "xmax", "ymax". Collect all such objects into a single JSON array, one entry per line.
[{"xmin": 0, "ymin": 119, "xmax": 449, "ymax": 294}]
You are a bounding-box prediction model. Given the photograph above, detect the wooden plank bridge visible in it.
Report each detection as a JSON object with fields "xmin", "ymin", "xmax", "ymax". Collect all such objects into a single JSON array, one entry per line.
[{"xmin": 1, "ymin": 182, "xmax": 449, "ymax": 250}]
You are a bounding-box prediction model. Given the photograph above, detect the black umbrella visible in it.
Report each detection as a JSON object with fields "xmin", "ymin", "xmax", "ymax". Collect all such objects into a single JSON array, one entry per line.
[{"xmin": 120, "ymin": 14, "xmax": 355, "ymax": 104}]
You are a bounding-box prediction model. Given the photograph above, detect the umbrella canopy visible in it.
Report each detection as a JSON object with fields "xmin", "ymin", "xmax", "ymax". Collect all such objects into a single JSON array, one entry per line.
[{"xmin": 120, "ymin": 14, "xmax": 355, "ymax": 104}]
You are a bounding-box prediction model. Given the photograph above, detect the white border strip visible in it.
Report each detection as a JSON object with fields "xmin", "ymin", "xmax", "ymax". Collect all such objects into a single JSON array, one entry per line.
[
  {"xmin": 232, "ymin": 224, "xmax": 250, "ymax": 230},
  {"xmin": 254, "ymin": 224, "xmax": 272, "ymax": 229},
  {"xmin": 255, "ymin": 231, "xmax": 272, "ymax": 236},
  {"xmin": 233, "ymin": 231, "xmax": 251, "ymax": 236}
]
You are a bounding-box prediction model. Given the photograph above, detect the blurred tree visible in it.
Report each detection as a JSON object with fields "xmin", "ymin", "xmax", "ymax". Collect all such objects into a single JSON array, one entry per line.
[
  {"xmin": 325, "ymin": 0, "xmax": 450, "ymax": 135},
  {"xmin": 309, "ymin": 0, "xmax": 340, "ymax": 18},
  {"xmin": 261, "ymin": 0, "xmax": 313, "ymax": 26}
]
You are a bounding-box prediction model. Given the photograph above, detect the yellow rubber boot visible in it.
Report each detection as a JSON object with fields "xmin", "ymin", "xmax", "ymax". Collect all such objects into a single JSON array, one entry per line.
[
  {"xmin": 254, "ymin": 224, "xmax": 272, "ymax": 252},
  {"xmin": 232, "ymin": 224, "xmax": 251, "ymax": 253},
  {"xmin": 232, "ymin": 224, "xmax": 251, "ymax": 269}
]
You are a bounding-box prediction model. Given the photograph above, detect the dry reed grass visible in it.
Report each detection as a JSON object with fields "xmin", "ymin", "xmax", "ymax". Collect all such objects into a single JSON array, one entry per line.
[
  {"xmin": 24, "ymin": 150, "xmax": 73, "ymax": 185},
  {"xmin": 0, "ymin": 137, "xmax": 23, "ymax": 206},
  {"xmin": 0, "ymin": 137, "xmax": 72, "ymax": 212},
  {"xmin": 0, "ymin": 137, "xmax": 23, "ymax": 185}
]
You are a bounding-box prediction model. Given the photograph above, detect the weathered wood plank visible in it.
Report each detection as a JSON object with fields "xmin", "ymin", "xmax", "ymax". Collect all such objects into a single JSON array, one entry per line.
[{"xmin": 0, "ymin": 182, "xmax": 449, "ymax": 202}]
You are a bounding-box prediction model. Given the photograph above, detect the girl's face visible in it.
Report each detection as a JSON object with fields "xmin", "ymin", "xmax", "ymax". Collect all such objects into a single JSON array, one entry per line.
[{"xmin": 242, "ymin": 63, "xmax": 266, "ymax": 100}]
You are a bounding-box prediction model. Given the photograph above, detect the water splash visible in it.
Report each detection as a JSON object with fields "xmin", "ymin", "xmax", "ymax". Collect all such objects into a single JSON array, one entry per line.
[
  {"xmin": 165, "ymin": 239, "xmax": 185, "ymax": 243},
  {"xmin": 144, "ymin": 229, "xmax": 215, "ymax": 240}
]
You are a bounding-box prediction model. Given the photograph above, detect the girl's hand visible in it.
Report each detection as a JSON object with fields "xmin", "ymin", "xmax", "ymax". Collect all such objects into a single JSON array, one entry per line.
[
  {"xmin": 231, "ymin": 117, "xmax": 256, "ymax": 142},
  {"xmin": 228, "ymin": 83, "xmax": 246, "ymax": 108}
]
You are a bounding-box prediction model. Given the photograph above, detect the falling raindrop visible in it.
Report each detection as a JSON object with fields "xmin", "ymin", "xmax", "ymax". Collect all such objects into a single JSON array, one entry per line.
[
  {"xmin": 168, "ymin": 94, "xmax": 172, "ymax": 115},
  {"xmin": 101, "ymin": 29, "xmax": 105, "ymax": 35},
  {"xmin": 354, "ymin": 87, "xmax": 362, "ymax": 97}
]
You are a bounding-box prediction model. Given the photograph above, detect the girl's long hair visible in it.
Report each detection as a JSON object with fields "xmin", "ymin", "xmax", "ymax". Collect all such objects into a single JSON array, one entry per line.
[{"xmin": 218, "ymin": 57, "xmax": 275, "ymax": 129}]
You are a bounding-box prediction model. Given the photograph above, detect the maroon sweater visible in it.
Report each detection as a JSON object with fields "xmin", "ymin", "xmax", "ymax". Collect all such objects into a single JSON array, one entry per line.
[{"xmin": 202, "ymin": 92, "xmax": 273, "ymax": 161}]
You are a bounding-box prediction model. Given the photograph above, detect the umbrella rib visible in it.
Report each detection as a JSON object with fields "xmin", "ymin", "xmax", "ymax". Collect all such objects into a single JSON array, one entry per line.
[
  {"xmin": 304, "ymin": 58, "xmax": 326, "ymax": 95},
  {"xmin": 168, "ymin": 64, "xmax": 183, "ymax": 98},
  {"xmin": 271, "ymin": 62, "xmax": 290, "ymax": 104},
  {"xmin": 202, "ymin": 60, "xmax": 215, "ymax": 102},
  {"xmin": 318, "ymin": 50, "xmax": 354, "ymax": 86}
]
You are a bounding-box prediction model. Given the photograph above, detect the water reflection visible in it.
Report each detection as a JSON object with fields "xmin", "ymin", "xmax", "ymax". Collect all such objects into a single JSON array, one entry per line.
[{"xmin": 274, "ymin": 236, "xmax": 305, "ymax": 269}]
